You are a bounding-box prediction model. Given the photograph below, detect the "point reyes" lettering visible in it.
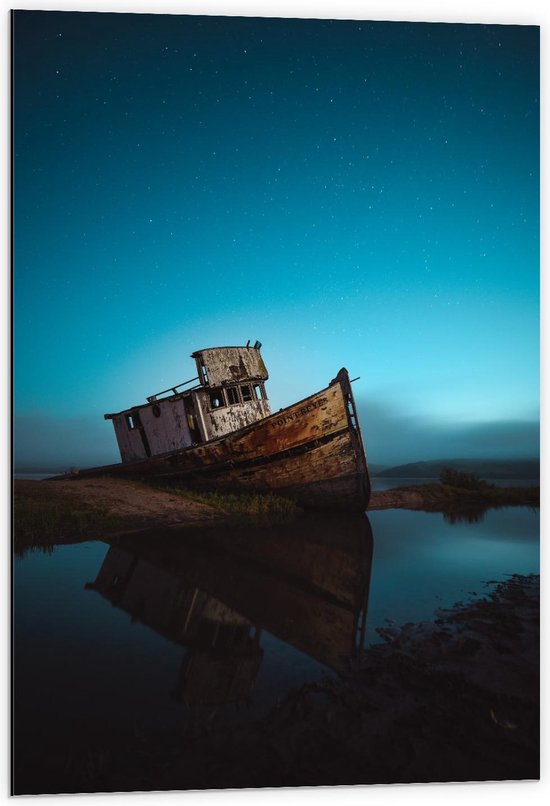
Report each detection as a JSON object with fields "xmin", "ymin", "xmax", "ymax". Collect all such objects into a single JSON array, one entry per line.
[{"xmin": 272, "ymin": 397, "xmax": 328, "ymax": 427}]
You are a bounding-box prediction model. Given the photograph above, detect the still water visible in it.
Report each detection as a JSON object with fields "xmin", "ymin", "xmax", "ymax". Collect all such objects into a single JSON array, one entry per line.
[{"xmin": 13, "ymin": 498, "xmax": 539, "ymax": 794}]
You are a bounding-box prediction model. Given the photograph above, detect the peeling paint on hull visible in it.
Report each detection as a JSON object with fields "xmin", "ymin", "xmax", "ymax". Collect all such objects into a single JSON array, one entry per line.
[{"xmin": 57, "ymin": 370, "xmax": 371, "ymax": 512}]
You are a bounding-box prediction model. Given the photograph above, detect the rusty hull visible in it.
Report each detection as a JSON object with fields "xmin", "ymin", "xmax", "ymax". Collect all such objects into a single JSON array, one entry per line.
[{"xmin": 59, "ymin": 370, "xmax": 371, "ymax": 512}]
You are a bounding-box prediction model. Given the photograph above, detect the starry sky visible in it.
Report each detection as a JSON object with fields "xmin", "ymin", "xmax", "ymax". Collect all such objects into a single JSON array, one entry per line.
[{"xmin": 13, "ymin": 10, "xmax": 539, "ymax": 470}]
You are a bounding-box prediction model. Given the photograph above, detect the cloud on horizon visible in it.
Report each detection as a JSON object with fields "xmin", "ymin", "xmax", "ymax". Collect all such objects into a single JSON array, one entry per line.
[
  {"xmin": 355, "ymin": 397, "xmax": 539, "ymax": 468},
  {"xmin": 14, "ymin": 413, "xmax": 120, "ymax": 472}
]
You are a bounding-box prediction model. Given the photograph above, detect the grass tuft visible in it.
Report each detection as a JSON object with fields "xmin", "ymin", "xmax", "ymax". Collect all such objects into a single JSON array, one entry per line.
[
  {"xmin": 147, "ymin": 484, "xmax": 301, "ymax": 522},
  {"xmin": 13, "ymin": 496, "xmax": 119, "ymax": 557}
]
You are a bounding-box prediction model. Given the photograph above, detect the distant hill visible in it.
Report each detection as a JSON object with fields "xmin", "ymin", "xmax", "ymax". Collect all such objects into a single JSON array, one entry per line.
[{"xmin": 374, "ymin": 459, "xmax": 539, "ymax": 480}]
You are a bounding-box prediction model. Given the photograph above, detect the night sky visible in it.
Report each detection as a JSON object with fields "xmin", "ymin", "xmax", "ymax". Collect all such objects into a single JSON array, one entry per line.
[{"xmin": 13, "ymin": 10, "xmax": 539, "ymax": 469}]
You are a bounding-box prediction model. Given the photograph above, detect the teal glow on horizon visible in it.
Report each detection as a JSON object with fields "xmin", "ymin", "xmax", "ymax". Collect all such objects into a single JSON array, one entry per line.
[{"xmin": 13, "ymin": 12, "xmax": 539, "ymax": 469}]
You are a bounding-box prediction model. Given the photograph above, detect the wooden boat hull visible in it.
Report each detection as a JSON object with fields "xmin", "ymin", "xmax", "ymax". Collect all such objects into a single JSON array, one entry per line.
[{"xmin": 60, "ymin": 369, "xmax": 370, "ymax": 511}]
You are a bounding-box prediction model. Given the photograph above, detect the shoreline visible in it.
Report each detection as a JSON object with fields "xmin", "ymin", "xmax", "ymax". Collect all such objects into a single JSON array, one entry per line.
[
  {"xmin": 13, "ymin": 478, "xmax": 225, "ymax": 552},
  {"xmin": 164, "ymin": 574, "xmax": 539, "ymax": 789},
  {"xmin": 368, "ymin": 482, "xmax": 539, "ymax": 515},
  {"xmin": 13, "ymin": 477, "xmax": 540, "ymax": 550}
]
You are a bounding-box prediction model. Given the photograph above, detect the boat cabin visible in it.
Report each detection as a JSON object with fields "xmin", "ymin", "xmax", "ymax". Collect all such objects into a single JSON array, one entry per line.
[{"xmin": 104, "ymin": 343, "xmax": 271, "ymax": 463}]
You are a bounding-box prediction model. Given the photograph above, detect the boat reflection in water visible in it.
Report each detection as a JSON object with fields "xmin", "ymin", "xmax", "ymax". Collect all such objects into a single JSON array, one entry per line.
[{"xmin": 85, "ymin": 513, "xmax": 374, "ymax": 709}]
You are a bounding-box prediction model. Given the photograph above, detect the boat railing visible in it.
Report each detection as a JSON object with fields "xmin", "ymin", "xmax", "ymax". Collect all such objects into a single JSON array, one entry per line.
[{"xmin": 147, "ymin": 376, "xmax": 200, "ymax": 402}]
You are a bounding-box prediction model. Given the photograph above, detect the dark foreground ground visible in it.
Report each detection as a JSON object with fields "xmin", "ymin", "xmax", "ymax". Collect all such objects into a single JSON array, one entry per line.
[{"xmin": 14, "ymin": 574, "xmax": 539, "ymax": 794}]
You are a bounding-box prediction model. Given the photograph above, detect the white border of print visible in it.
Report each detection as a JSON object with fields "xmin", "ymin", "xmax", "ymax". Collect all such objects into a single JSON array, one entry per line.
[{"xmin": 3, "ymin": 2, "xmax": 546, "ymax": 806}]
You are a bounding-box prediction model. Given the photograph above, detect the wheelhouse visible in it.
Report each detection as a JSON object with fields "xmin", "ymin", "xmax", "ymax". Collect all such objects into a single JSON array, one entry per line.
[{"xmin": 104, "ymin": 343, "xmax": 271, "ymax": 463}]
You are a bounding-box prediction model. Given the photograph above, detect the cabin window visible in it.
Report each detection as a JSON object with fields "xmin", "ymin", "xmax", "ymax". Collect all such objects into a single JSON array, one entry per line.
[
  {"xmin": 240, "ymin": 384, "xmax": 253, "ymax": 402},
  {"xmin": 125, "ymin": 413, "xmax": 139, "ymax": 430},
  {"xmin": 253, "ymin": 383, "xmax": 264, "ymax": 400},
  {"xmin": 209, "ymin": 389, "xmax": 225, "ymax": 409},
  {"xmin": 226, "ymin": 387, "xmax": 240, "ymax": 405},
  {"xmin": 199, "ymin": 361, "xmax": 209, "ymax": 385}
]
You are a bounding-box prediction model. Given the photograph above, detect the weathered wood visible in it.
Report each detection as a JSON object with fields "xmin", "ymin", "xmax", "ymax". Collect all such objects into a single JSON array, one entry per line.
[
  {"xmin": 55, "ymin": 369, "xmax": 370, "ymax": 511},
  {"xmin": 105, "ymin": 345, "xmax": 273, "ymax": 455},
  {"xmin": 192, "ymin": 345, "xmax": 268, "ymax": 386}
]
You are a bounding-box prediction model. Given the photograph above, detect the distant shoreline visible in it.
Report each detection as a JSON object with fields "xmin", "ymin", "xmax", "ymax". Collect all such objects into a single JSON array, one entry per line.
[
  {"xmin": 369, "ymin": 481, "xmax": 539, "ymax": 516},
  {"xmin": 372, "ymin": 457, "xmax": 539, "ymax": 480}
]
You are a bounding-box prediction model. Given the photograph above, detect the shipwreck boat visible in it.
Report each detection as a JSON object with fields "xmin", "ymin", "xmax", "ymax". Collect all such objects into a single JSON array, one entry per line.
[{"xmin": 62, "ymin": 343, "xmax": 371, "ymax": 511}]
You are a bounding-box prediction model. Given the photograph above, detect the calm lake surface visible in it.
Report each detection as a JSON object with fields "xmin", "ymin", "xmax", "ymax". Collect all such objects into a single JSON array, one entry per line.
[{"xmin": 13, "ymin": 488, "xmax": 539, "ymax": 794}]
